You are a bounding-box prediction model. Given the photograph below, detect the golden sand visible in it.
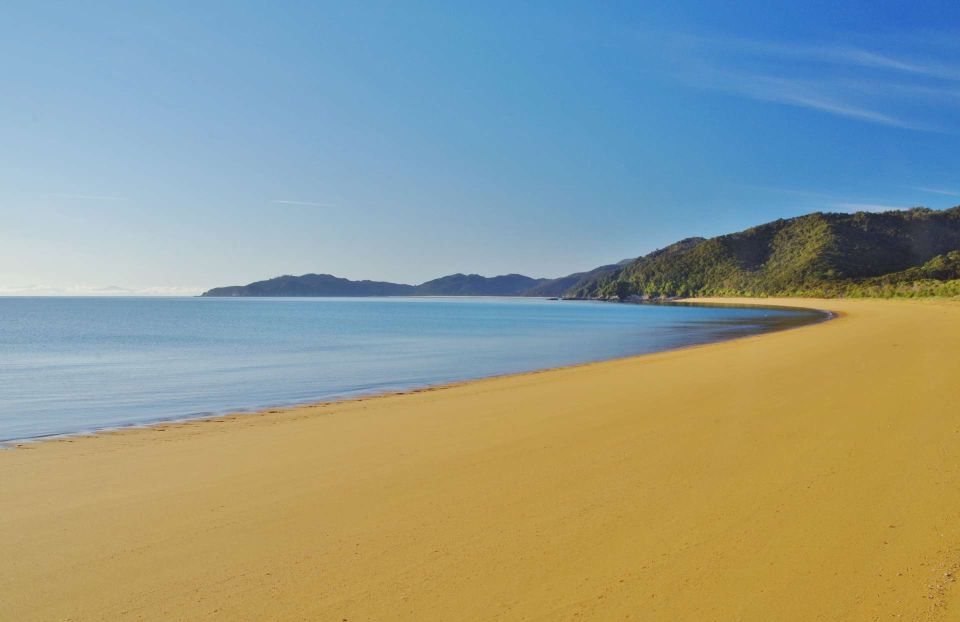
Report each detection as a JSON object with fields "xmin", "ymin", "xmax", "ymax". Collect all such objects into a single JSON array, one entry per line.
[{"xmin": 2, "ymin": 298, "xmax": 959, "ymax": 621}]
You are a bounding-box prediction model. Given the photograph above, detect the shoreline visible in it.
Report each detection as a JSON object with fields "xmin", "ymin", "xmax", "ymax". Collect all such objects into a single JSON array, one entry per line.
[
  {"xmin": 1, "ymin": 299, "xmax": 832, "ymax": 449},
  {"xmin": 3, "ymin": 297, "xmax": 959, "ymax": 620}
]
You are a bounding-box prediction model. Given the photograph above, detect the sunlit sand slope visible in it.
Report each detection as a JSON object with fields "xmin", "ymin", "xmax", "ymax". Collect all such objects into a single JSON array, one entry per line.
[{"xmin": 2, "ymin": 298, "xmax": 959, "ymax": 621}]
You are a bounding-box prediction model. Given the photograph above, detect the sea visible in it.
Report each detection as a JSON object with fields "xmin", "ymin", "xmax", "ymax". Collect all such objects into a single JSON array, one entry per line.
[{"xmin": 0, "ymin": 296, "xmax": 825, "ymax": 443}]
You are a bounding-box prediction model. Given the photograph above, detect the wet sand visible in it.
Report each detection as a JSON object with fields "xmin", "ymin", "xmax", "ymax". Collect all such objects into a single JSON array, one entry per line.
[{"xmin": 2, "ymin": 298, "xmax": 959, "ymax": 620}]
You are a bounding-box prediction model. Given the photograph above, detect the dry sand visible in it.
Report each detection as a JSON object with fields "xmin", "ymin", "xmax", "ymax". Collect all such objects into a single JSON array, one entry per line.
[{"xmin": 2, "ymin": 298, "xmax": 959, "ymax": 621}]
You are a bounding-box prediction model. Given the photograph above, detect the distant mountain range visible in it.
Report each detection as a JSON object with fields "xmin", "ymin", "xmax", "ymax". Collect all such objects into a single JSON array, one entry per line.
[
  {"xmin": 201, "ymin": 206, "xmax": 960, "ymax": 299},
  {"xmin": 203, "ymin": 274, "xmax": 415, "ymax": 297},
  {"xmin": 201, "ymin": 272, "xmax": 558, "ymax": 297},
  {"xmin": 414, "ymin": 273, "xmax": 547, "ymax": 296}
]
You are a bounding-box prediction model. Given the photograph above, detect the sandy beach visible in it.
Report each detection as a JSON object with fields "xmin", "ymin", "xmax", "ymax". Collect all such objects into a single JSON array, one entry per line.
[{"xmin": 2, "ymin": 298, "xmax": 959, "ymax": 621}]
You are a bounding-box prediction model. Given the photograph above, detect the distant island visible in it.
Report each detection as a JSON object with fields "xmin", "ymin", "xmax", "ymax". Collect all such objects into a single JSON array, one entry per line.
[
  {"xmin": 202, "ymin": 206, "xmax": 960, "ymax": 299},
  {"xmin": 201, "ymin": 272, "xmax": 559, "ymax": 298}
]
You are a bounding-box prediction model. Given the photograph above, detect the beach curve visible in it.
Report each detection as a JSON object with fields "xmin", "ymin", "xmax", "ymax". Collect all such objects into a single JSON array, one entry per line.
[{"xmin": 1, "ymin": 297, "xmax": 959, "ymax": 620}]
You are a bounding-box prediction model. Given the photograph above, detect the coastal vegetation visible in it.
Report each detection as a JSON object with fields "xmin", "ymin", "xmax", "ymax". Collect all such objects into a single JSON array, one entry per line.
[
  {"xmin": 568, "ymin": 207, "xmax": 960, "ymax": 299},
  {"xmin": 203, "ymin": 206, "xmax": 960, "ymax": 299}
]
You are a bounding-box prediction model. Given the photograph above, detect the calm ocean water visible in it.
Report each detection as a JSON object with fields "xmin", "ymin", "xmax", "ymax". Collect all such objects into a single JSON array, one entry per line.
[{"xmin": 0, "ymin": 297, "xmax": 824, "ymax": 442}]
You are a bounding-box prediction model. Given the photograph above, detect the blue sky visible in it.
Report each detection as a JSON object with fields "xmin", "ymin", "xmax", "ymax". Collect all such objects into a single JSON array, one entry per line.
[{"xmin": 1, "ymin": 1, "xmax": 959, "ymax": 294}]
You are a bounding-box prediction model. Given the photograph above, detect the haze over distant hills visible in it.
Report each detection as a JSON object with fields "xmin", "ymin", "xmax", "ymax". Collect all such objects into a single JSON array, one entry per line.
[
  {"xmin": 201, "ymin": 273, "xmax": 553, "ymax": 297},
  {"xmin": 414, "ymin": 273, "xmax": 547, "ymax": 296},
  {"xmin": 202, "ymin": 274, "xmax": 415, "ymax": 297},
  {"xmin": 202, "ymin": 206, "xmax": 960, "ymax": 299}
]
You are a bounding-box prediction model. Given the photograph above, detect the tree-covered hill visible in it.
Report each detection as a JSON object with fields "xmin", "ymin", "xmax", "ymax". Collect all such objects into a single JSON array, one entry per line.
[
  {"xmin": 202, "ymin": 207, "xmax": 960, "ymax": 299},
  {"xmin": 202, "ymin": 274, "xmax": 416, "ymax": 297},
  {"xmin": 414, "ymin": 273, "xmax": 547, "ymax": 296},
  {"xmin": 523, "ymin": 259, "xmax": 636, "ymax": 298},
  {"xmin": 567, "ymin": 207, "xmax": 960, "ymax": 299}
]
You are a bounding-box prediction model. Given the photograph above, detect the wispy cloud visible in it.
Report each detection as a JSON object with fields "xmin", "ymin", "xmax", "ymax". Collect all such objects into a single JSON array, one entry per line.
[
  {"xmin": 707, "ymin": 37, "xmax": 960, "ymax": 81},
  {"xmin": 702, "ymin": 73, "xmax": 925, "ymax": 130},
  {"xmin": 50, "ymin": 193, "xmax": 128, "ymax": 201},
  {"xmin": 833, "ymin": 48, "xmax": 960, "ymax": 80},
  {"xmin": 737, "ymin": 184, "xmax": 835, "ymax": 199},
  {"xmin": 740, "ymin": 184, "xmax": 923, "ymax": 213},
  {"xmin": 914, "ymin": 186, "xmax": 960, "ymax": 197},
  {"xmin": 662, "ymin": 31, "xmax": 960, "ymax": 132},
  {"xmin": 0, "ymin": 284, "xmax": 204, "ymax": 296},
  {"xmin": 269, "ymin": 199, "xmax": 335, "ymax": 207}
]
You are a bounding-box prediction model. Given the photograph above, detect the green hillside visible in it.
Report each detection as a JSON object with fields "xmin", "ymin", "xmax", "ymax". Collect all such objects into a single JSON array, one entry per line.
[
  {"xmin": 414, "ymin": 273, "xmax": 546, "ymax": 296},
  {"xmin": 203, "ymin": 207, "xmax": 960, "ymax": 300},
  {"xmin": 202, "ymin": 274, "xmax": 416, "ymax": 297},
  {"xmin": 524, "ymin": 261, "xmax": 630, "ymax": 297},
  {"xmin": 568, "ymin": 207, "xmax": 960, "ymax": 299}
]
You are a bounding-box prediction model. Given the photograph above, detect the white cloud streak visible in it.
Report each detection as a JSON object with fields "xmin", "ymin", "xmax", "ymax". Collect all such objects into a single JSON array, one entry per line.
[
  {"xmin": 915, "ymin": 187, "xmax": 960, "ymax": 197},
  {"xmin": 0, "ymin": 284, "xmax": 203, "ymax": 296},
  {"xmin": 709, "ymin": 37, "xmax": 960, "ymax": 81},
  {"xmin": 50, "ymin": 193, "xmax": 129, "ymax": 201},
  {"xmin": 741, "ymin": 185, "xmax": 928, "ymax": 213},
  {"xmin": 665, "ymin": 31, "xmax": 960, "ymax": 132},
  {"xmin": 704, "ymin": 73, "xmax": 925, "ymax": 129},
  {"xmin": 269, "ymin": 199, "xmax": 335, "ymax": 207}
]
